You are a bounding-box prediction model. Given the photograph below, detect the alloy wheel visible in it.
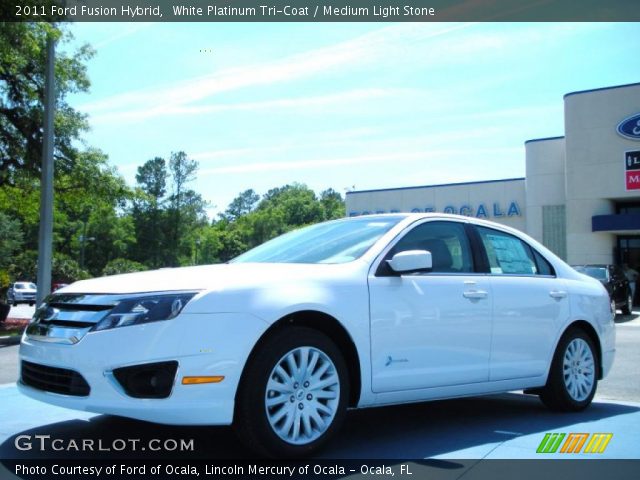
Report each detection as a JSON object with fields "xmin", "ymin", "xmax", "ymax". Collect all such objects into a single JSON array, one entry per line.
[
  {"xmin": 265, "ymin": 346, "xmax": 340, "ymax": 445},
  {"xmin": 562, "ymin": 338, "xmax": 595, "ymax": 402}
]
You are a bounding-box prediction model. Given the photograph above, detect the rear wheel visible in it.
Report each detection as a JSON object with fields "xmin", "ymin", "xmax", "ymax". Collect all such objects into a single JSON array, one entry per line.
[
  {"xmin": 540, "ymin": 328, "xmax": 598, "ymax": 412},
  {"xmin": 621, "ymin": 290, "xmax": 633, "ymax": 315},
  {"xmin": 234, "ymin": 327, "xmax": 349, "ymax": 457}
]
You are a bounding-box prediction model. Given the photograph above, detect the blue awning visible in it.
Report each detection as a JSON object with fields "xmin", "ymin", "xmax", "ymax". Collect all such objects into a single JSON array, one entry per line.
[{"xmin": 592, "ymin": 214, "xmax": 640, "ymax": 232}]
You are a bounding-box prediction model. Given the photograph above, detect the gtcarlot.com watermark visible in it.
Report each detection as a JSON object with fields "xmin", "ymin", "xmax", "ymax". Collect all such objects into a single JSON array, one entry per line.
[{"xmin": 14, "ymin": 434, "xmax": 194, "ymax": 452}]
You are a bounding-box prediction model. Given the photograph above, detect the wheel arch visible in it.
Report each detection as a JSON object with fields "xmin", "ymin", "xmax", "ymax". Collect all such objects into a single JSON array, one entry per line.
[
  {"xmin": 562, "ymin": 320, "xmax": 603, "ymax": 379},
  {"xmin": 236, "ymin": 310, "xmax": 362, "ymax": 407}
]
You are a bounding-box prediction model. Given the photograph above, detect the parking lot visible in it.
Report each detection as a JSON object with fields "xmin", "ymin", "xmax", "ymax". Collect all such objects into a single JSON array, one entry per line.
[{"xmin": 0, "ymin": 308, "xmax": 639, "ymax": 460}]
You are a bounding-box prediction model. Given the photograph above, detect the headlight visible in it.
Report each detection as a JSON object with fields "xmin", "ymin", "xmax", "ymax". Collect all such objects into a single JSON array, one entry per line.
[{"xmin": 93, "ymin": 292, "xmax": 197, "ymax": 331}]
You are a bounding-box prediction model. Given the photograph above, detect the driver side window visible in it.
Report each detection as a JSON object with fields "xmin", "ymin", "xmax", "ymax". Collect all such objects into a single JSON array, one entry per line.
[{"xmin": 391, "ymin": 221, "xmax": 474, "ymax": 273}]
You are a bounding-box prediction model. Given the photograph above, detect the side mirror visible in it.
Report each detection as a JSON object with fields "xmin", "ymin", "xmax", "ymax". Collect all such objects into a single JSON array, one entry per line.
[{"xmin": 387, "ymin": 250, "xmax": 432, "ymax": 273}]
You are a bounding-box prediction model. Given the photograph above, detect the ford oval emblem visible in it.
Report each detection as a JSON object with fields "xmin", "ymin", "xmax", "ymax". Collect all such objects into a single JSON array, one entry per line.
[{"xmin": 617, "ymin": 113, "xmax": 640, "ymax": 140}]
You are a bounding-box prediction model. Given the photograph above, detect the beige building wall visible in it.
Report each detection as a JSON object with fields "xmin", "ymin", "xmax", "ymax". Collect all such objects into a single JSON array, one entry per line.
[
  {"xmin": 525, "ymin": 136, "xmax": 566, "ymax": 244},
  {"xmin": 564, "ymin": 84, "xmax": 640, "ymax": 264}
]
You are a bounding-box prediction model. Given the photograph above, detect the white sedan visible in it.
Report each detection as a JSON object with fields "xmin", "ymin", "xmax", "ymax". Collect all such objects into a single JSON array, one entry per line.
[{"xmin": 18, "ymin": 214, "xmax": 615, "ymax": 457}]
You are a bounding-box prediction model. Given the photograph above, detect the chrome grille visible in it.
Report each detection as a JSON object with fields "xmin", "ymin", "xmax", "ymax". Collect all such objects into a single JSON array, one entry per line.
[{"xmin": 25, "ymin": 294, "xmax": 116, "ymax": 344}]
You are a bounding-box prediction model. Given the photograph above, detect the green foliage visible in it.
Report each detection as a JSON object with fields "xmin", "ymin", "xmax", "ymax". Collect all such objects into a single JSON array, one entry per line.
[
  {"xmin": 203, "ymin": 183, "xmax": 345, "ymax": 262},
  {"xmin": 221, "ymin": 189, "xmax": 259, "ymax": 222},
  {"xmin": 102, "ymin": 258, "xmax": 147, "ymax": 277},
  {"xmin": 0, "ymin": 22, "xmax": 94, "ymax": 186},
  {"xmin": 0, "ymin": 212, "xmax": 23, "ymax": 270},
  {"xmin": 131, "ymin": 153, "xmax": 207, "ymax": 268},
  {"xmin": 10, "ymin": 250, "xmax": 89, "ymax": 283}
]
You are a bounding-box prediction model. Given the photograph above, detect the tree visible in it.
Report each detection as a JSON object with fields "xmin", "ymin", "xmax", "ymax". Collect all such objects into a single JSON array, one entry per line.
[
  {"xmin": 319, "ymin": 188, "xmax": 345, "ymax": 220},
  {"xmin": 0, "ymin": 212, "xmax": 22, "ymax": 305},
  {"xmin": 136, "ymin": 157, "xmax": 167, "ymax": 201},
  {"xmin": 0, "ymin": 22, "xmax": 94, "ymax": 185},
  {"xmin": 10, "ymin": 250, "xmax": 89, "ymax": 283},
  {"xmin": 222, "ymin": 189, "xmax": 259, "ymax": 221},
  {"xmin": 102, "ymin": 258, "xmax": 146, "ymax": 277},
  {"xmin": 258, "ymin": 183, "xmax": 323, "ymax": 226},
  {"xmin": 0, "ymin": 212, "xmax": 23, "ymax": 270},
  {"xmin": 166, "ymin": 151, "xmax": 203, "ymax": 265},
  {"xmin": 133, "ymin": 157, "xmax": 167, "ymax": 267},
  {"xmin": 84, "ymin": 206, "xmax": 135, "ymax": 275}
]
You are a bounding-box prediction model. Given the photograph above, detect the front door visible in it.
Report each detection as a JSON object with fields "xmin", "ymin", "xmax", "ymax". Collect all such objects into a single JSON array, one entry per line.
[{"xmin": 369, "ymin": 220, "xmax": 492, "ymax": 393}]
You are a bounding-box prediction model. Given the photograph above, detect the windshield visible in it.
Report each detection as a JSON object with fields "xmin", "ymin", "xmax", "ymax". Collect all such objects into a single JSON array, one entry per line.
[
  {"xmin": 574, "ymin": 266, "xmax": 608, "ymax": 281},
  {"xmin": 232, "ymin": 216, "xmax": 405, "ymax": 264},
  {"xmin": 15, "ymin": 283, "xmax": 36, "ymax": 290}
]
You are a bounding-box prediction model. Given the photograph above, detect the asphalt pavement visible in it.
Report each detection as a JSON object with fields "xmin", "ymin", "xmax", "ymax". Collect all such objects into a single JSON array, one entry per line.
[
  {"xmin": 0, "ymin": 311, "xmax": 638, "ymax": 461},
  {"xmin": 4, "ymin": 303, "xmax": 35, "ymax": 320}
]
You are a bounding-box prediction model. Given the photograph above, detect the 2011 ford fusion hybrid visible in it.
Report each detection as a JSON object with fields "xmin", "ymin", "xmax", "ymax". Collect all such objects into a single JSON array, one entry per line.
[{"xmin": 19, "ymin": 214, "xmax": 615, "ymax": 457}]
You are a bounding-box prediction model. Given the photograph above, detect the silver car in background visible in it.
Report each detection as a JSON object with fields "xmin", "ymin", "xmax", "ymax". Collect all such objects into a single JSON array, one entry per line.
[{"xmin": 7, "ymin": 282, "xmax": 37, "ymax": 306}]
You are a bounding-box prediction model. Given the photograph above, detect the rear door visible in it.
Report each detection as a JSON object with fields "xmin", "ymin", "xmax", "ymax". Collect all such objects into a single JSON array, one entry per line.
[{"xmin": 472, "ymin": 225, "xmax": 568, "ymax": 381}]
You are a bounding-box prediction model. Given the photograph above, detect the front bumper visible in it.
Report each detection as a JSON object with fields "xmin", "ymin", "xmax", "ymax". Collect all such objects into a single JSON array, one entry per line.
[
  {"xmin": 18, "ymin": 312, "xmax": 269, "ymax": 426},
  {"xmin": 13, "ymin": 293, "xmax": 36, "ymax": 302}
]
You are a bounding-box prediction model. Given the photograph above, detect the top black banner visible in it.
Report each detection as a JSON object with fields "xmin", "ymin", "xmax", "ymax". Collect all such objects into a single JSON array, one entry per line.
[{"xmin": 2, "ymin": 0, "xmax": 640, "ymax": 22}]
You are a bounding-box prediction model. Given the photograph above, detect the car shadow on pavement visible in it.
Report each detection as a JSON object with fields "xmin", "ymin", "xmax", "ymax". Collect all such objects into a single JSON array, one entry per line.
[
  {"xmin": 322, "ymin": 393, "xmax": 638, "ymax": 458},
  {"xmin": 615, "ymin": 312, "xmax": 639, "ymax": 324},
  {"xmin": 0, "ymin": 393, "xmax": 637, "ymax": 460}
]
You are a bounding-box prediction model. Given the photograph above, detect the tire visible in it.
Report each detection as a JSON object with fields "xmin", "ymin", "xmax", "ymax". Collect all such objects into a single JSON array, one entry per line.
[
  {"xmin": 621, "ymin": 290, "xmax": 633, "ymax": 315},
  {"xmin": 540, "ymin": 328, "xmax": 599, "ymax": 412},
  {"xmin": 12, "ymin": 302, "xmax": 18, "ymax": 307},
  {"xmin": 29, "ymin": 302, "xmax": 34, "ymax": 307},
  {"xmin": 234, "ymin": 327, "xmax": 349, "ymax": 458}
]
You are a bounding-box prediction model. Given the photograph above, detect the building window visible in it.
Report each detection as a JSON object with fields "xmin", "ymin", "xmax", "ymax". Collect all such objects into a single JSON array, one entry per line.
[
  {"xmin": 616, "ymin": 202, "xmax": 640, "ymax": 214},
  {"xmin": 542, "ymin": 205, "xmax": 567, "ymax": 260}
]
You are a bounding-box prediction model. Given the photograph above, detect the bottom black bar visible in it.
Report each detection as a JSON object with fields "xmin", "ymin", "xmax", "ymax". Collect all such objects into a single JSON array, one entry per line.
[{"xmin": 1, "ymin": 459, "xmax": 639, "ymax": 480}]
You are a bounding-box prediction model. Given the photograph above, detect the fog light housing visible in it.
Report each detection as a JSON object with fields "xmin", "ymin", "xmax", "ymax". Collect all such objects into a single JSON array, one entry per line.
[{"xmin": 112, "ymin": 361, "xmax": 178, "ymax": 399}]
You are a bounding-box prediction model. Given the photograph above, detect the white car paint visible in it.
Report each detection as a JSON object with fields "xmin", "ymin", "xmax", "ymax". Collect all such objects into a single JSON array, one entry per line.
[{"xmin": 18, "ymin": 214, "xmax": 615, "ymax": 429}]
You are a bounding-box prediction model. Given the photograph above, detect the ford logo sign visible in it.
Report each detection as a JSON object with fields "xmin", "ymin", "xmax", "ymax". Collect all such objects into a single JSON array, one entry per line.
[{"xmin": 618, "ymin": 113, "xmax": 640, "ymax": 140}]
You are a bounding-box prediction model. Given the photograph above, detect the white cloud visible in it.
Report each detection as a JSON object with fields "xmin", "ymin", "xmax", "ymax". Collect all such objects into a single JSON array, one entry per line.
[
  {"xmin": 198, "ymin": 147, "xmax": 521, "ymax": 176},
  {"xmin": 87, "ymin": 87, "xmax": 418, "ymax": 124},
  {"xmin": 79, "ymin": 22, "xmax": 604, "ymax": 127},
  {"xmin": 78, "ymin": 23, "xmax": 477, "ymax": 121}
]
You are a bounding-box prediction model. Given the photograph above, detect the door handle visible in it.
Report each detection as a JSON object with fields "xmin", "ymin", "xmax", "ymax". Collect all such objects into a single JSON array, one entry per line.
[
  {"xmin": 549, "ymin": 290, "xmax": 568, "ymax": 299},
  {"xmin": 463, "ymin": 290, "xmax": 488, "ymax": 299}
]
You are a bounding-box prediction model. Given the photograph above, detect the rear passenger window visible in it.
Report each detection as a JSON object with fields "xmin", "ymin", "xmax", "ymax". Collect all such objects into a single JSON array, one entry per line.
[
  {"xmin": 391, "ymin": 221, "xmax": 474, "ymax": 273},
  {"xmin": 533, "ymin": 249, "xmax": 555, "ymax": 276},
  {"xmin": 477, "ymin": 227, "xmax": 538, "ymax": 275}
]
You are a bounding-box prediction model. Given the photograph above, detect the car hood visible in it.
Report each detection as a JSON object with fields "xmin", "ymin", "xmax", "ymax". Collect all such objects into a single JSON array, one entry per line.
[{"xmin": 58, "ymin": 262, "xmax": 360, "ymax": 295}]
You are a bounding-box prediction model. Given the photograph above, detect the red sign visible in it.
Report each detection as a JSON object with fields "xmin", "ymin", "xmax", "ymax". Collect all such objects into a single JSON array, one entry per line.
[
  {"xmin": 626, "ymin": 150, "xmax": 640, "ymax": 191},
  {"xmin": 627, "ymin": 171, "xmax": 640, "ymax": 190}
]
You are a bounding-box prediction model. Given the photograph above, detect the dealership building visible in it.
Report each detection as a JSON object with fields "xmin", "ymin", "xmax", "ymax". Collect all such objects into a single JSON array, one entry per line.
[{"xmin": 346, "ymin": 82, "xmax": 640, "ymax": 267}]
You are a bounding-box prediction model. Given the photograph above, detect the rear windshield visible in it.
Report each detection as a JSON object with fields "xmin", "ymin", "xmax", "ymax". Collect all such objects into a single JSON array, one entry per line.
[{"xmin": 574, "ymin": 266, "xmax": 607, "ymax": 281}]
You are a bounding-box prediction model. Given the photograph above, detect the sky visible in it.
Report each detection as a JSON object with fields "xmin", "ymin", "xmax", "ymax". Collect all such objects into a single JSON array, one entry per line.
[{"xmin": 66, "ymin": 22, "xmax": 640, "ymax": 216}]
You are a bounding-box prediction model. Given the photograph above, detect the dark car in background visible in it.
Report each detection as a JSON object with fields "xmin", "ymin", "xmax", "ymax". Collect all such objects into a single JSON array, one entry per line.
[{"xmin": 573, "ymin": 265, "xmax": 632, "ymax": 315}]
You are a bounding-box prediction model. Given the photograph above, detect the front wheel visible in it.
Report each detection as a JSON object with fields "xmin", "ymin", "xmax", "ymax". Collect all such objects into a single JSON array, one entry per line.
[
  {"xmin": 540, "ymin": 328, "xmax": 598, "ymax": 412},
  {"xmin": 234, "ymin": 327, "xmax": 349, "ymax": 458}
]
